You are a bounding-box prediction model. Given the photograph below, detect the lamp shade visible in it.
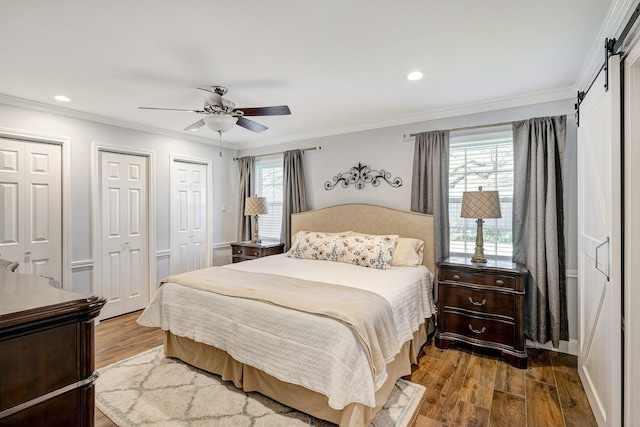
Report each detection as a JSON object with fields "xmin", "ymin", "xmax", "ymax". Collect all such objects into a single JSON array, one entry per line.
[
  {"xmin": 245, "ymin": 197, "xmax": 268, "ymax": 216},
  {"xmin": 461, "ymin": 189, "xmax": 501, "ymax": 219},
  {"xmin": 203, "ymin": 114, "xmax": 238, "ymax": 133}
]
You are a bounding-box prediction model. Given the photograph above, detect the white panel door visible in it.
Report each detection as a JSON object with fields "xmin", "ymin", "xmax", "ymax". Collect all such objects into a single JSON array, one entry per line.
[
  {"xmin": 0, "ymin": 139, "xmax": 61, "ymax": 282},
  {"xmin": 99, "ymin": 151, "xmax": 149, "ymax": 319},
  {"xmin": 171, "ymin": 160, "xmax": 208, "ymax": 274},
  {"xmin": 577, "ymin": 54, "xmax": 622, "ymax": 427}
]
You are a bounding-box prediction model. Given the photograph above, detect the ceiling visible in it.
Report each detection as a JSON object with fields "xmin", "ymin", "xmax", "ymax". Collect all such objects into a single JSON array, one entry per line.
[{"xmin": 0, "ymin": 0, "xmax": 616, "ymax": 150}]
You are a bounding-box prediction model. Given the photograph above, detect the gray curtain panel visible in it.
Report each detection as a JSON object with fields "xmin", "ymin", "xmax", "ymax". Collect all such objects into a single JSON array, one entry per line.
[
  {"xmin": 281, "ymin": 150, "xmax": 307, "ymax": 250},
  {"xmin": 237, "ymin": 156, "xmax": 255, "ymax": 242},
  {"xmin": 512, "ymin": 115, "xmax": 568, "ymax": 348},
  {"xmin": 410, "ymin": 130, "xmax": 450, "ymax": 263}
]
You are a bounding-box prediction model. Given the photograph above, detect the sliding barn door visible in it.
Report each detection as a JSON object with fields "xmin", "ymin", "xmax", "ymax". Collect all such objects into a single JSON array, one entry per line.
[{"xmin": 577, "ymin": 54, "xmax": 622, "ymax": 427}]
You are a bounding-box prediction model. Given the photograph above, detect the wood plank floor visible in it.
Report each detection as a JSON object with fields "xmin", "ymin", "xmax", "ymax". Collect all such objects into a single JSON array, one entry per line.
[{"xmin": 94, "ymin": 311, "xmax": 597, "ymax": 427}]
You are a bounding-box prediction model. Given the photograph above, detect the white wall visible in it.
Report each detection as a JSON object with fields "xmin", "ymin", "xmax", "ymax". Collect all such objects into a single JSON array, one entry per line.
[
  {"xmin": 0, "ymin": 102, "xmax": 238, "ymax": 295},
  {"xmin": 240, "ymin": 98, "xmax": 579, "ymax": 351}
]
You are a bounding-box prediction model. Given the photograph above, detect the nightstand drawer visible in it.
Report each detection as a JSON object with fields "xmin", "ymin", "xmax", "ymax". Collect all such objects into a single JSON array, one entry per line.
[
  {"xmin": 232, "ymin": 246, "xmax": 261, "ymax": 258},
  {"xmin": 441, "ymin": 311, "xmax": 516, "ymax": 347},
  {"xmin": 442, "ymin": 269, "xmax": 516, "ymax": 290},
  {"xmin": 441, "ymin": 284, "xmax": 515, "ymax": 319}
]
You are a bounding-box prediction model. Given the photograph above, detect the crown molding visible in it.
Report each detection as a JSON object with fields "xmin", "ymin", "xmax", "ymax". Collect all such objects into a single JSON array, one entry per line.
[
  {"xmin": 0, "ymin": 93, "xmax": 242, "ymax": 149},
  {"xmin": 233, "ymin": 86, "xmax": 575, "ymax": 150},
  {"xmin": 575, "ymin": 0, "xmax": 639, "ymax": 91}
]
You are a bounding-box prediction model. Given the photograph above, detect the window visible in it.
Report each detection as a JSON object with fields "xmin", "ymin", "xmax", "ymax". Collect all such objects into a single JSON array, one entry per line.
[
  {"xmin": 255, "ymin": 155, "xmax": 283, "ymax": 241},
  {"xmin": 449, "ymin": 129, "xmax": 513, "ymax": 258}
]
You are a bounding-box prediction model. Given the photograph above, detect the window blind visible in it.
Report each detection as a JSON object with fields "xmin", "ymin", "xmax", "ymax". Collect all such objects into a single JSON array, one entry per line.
[
  {"xmin": 255, "ymin": 155, "xmax": 284, "ymax": 241},
  {"xmin": 449, "ymin": 131, "xmax": 513, "ymax": 258}
]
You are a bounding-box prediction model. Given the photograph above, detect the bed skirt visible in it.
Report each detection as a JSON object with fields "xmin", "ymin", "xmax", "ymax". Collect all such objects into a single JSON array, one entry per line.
[{"xmin": 163, "ymin": 319, "xmax": 433, "ymax": 427}]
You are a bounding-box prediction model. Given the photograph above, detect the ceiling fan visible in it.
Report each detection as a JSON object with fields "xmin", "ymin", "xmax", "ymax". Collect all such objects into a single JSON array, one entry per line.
[{"xmin": 138, "ymin": 86, "xmax": 291, "ymax": 133}]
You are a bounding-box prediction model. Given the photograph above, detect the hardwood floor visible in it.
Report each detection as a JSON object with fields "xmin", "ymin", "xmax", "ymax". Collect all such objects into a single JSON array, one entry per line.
[{"xmin": 94, "ymin": 311, "xmax": 597, "ymax": 427}]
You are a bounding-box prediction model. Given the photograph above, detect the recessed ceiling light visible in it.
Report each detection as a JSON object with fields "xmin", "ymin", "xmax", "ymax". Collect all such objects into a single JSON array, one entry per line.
[
  {"xmin": 54, "ymin": 95, "xmax": 71, "ymax": 102},
  {"xmin": 406, "ymin": 71, "xmax": 425, "ymax": 81}
]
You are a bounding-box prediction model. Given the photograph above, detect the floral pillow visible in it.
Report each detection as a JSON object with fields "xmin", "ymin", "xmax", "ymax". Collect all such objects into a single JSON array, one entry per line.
[{"xmin": 287, "ymin": 231, "xmax": 398, "ymax": 269}]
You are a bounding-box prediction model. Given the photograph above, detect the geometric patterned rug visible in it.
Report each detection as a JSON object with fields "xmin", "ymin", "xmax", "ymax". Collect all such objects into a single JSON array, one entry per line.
[{"xmin": 95, "ymin": 346, "xmax": 425, "ymax": 427}]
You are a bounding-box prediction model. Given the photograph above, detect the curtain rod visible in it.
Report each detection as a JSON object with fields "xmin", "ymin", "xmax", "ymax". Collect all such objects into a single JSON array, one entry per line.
[
  {"xmin": 404, "ymin": 121, "xmax": 512, "ymax": 139},
  {"xmin": 233, "ymin": 146, "xmax": 321, "ymax": 161}
]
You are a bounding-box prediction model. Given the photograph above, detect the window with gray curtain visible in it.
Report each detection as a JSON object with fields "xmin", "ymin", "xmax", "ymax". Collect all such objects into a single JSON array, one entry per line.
[
  {"xmin": 512, "ymin": 115, "xmax": 568, "ymax": 348},
  {"xmin": 256, "ymin": 155, "xmax": 284, "ymax": 240},
  {"xmin": 410, "ymin": 130, "xmax": 450, "ymax": 263},
  {"xmin": 237, "ymin": 156, "xmax": 255, "ymax": 242},
  {"xmin": 281, "ymin": 149, "xmax": 307, "ymax": 250}
]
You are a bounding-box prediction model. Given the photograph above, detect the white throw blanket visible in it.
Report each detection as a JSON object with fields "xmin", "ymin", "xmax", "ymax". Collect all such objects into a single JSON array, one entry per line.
[{"xmin": 138, "ymin": 255, "xmax": 434, "ymax": 409}]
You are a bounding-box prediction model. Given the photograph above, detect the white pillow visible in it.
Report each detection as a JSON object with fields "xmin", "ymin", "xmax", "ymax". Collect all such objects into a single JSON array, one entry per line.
[
  {"xmin": 391, "ymin": 237, "xmax": 424, "ymax": 266},
  {"xmin": 288, "ymin": 231, "xmax": 398, "ymax": 270}
]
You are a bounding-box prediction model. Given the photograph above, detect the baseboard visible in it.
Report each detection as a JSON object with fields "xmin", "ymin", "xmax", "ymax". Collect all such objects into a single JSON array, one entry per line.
[{"xmin": 526, "ymin": 338, "xmax": 579, "ymax": 356}]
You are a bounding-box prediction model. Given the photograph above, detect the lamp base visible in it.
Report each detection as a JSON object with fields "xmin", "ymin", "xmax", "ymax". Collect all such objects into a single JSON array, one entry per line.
[
  {"xmin": 251, "ymin": 215, "xmax": 260, "ymax": 243},
  {"xmin": 471, "ymin": 218, "xmax": 487, "ymax": 263}
]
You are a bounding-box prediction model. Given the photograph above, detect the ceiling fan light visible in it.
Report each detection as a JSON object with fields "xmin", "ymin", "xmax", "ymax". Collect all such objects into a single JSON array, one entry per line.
[{"xmin": 203, "ymin": 115, "xmax": 238, "ymax": 132}]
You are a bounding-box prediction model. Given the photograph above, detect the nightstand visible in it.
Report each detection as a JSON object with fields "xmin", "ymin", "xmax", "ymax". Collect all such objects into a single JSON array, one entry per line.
[
  {"xmin": 231, "ymin": 240, "xmax": 285, "ymax": 263},
  {"xmin": 435, "ymin": 256, "xmax": 528, "ymax": 368}
]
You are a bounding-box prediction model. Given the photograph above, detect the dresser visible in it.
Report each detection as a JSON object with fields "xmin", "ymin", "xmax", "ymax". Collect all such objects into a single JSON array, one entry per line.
[
  {"xmin": 231, "ymin": 241, "xmax": 285, "ymax": 263},
  {"xmin": 0, "ymin": 260, "xmax": 106, "ymax": 426},
  {"xmin": 435, "ymin": 257, "xmax": 528, "ymax": 368}
]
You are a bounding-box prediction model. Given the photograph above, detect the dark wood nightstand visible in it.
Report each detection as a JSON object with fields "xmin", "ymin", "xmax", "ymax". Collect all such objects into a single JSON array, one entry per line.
[
  {"xmin": 231, "ymin": 240, "xmax": 285, "ymax": 263},
  {"xmin": 435, "ymin": 256, "xmax": 528, "ymax": 369}
]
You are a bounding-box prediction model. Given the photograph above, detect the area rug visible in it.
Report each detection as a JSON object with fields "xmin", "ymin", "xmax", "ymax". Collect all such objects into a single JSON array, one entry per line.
[{"xmin": 96, "ymin": 346, "xmax": 425, "ymax": 427}]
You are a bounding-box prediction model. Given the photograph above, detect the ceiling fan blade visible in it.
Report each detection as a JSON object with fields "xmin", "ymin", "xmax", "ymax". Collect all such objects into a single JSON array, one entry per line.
[
  {"xmin": 234, "ymin": 105, "xmax": 291, "ymax": 116},
  {"xmin": 184, "ymin": 119, "xmax": 205, "ymax": 131},
  {"xmin": 236, "ymin": 116, "xmax": 268, "ymax": 133},
  {"xmin": 197, "ymin": 87, "xmax": 223, "ymax": 107},
  {"xmin": 139, "ymin": 106, "xmax": 205, "ymax": 113}
]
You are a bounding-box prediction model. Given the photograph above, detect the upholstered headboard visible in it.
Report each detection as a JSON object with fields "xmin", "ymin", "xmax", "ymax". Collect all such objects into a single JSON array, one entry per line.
[{"xmin": 291, "ymin": 204, "xmax": 435, "ymax": 273}]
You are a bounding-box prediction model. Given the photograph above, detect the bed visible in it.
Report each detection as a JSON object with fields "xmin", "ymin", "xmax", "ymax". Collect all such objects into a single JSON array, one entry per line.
[{"xmin": 137, "ymin": 204, "xmax": 436, "ymax": 426}]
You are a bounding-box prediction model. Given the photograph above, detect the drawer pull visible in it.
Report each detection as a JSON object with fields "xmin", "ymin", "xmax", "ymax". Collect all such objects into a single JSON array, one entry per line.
[
  {"xmin": 495, "ymin": 279, "xmax": 504, "ymax": 285},
  {"xmin": 250, "ymin": 252, "xmax": 259, "ymax": 256},
  {"xmin": 452, "ymin": 274, "xmax": 461, "ymax": 280},
  {"xmin": 468, "ymin": 297, "xmax": 487, "ymax": 306},
  {"xmin": 469, "ymin": 324, "xmax": 487, "ymax": 334}
]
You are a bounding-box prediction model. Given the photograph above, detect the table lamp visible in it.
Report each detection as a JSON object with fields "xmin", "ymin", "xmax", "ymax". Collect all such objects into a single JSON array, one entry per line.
[
  {"xmin": 244, "ymin": 196, "xmax": 268, "ymax": 243},
  {"xmin": 460, "ymin": 186, "xmax": 502, "ymax": 263}
]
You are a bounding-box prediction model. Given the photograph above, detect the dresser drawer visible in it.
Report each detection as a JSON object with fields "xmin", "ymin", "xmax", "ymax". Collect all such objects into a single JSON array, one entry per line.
[
  {"xmin": 442, "ymin": 269, "xmax": 517, "ymax": 290},
  {"xmin": 440, "ymin": 284, "xmax": 515, "ymax": 319},
  {"xmin": 441, "ymin": 311, "xmax": 516, "ymax": 348}
]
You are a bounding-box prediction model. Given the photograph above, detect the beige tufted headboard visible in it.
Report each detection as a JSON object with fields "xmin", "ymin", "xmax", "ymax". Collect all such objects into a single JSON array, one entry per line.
[{"xmin": 291, "ymin": 204, "xmax": 435, "ymax": 273}]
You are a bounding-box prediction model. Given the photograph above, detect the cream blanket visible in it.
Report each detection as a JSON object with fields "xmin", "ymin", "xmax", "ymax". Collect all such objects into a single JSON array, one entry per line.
[{"xmin": 158, "ymin": 267, "xmax": 399, "ymax": 382}]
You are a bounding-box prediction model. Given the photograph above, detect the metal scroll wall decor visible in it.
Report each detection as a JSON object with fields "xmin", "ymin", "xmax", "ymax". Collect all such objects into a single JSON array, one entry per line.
[{"xmin": 324, "ymin": 162, "xmax": 402, "ymax": 190}]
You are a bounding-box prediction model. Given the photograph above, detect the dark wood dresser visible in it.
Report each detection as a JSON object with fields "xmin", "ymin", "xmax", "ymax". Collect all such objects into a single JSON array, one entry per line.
[
  {"xmin": 435, "ymin": 256, "xmax": 528, "ymax": 368},
  {"xmin": 231, "ymin": 240, "xmax": 285, "ymax": 263},
  {"xmin": 0, "ymin": 260, "xmax": 106, "ymax": 426}
]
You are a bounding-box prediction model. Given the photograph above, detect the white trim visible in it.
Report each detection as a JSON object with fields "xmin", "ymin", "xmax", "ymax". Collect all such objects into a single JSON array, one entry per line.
[
  {"xmin": 527, "ymin": 338, "xmax": 580, "ymax": 356},
  {"xmin": 91, "ymin": 142, "xmax": 157, "ymax": 304},
  {"xmin": 71, "ymin": 259, "xmax": 93, "ymax": 269},
  {"xmin": 156, "ymin": 249, "xmax": 171, "ymax": 258},
  {"xmin": 212, "ymin": 241, "xmax": 233, "ymax": 249},
  {"xmin": 0, "ymin": 127, "xmax": 72, "ymax": 290},
  {"xmin": 566, "ymin": 269, "xmax": 578, "ymax": 279}
]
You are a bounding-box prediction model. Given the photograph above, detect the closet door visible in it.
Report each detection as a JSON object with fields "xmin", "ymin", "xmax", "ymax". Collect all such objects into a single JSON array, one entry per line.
[
  {"xmin": 170, "ymin": 160, "xmax": 208, "ymax": 275},
  {"xmin": 0, "ymin": 139, "xmax": 61, "ymax": 281},
  {"xmin": 98, "ymin": 150, "xmax": 149, "ymax": 319},
  {"xmin": 577, "ymin": 54, "xmax": 622, "ymax": 427}
]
